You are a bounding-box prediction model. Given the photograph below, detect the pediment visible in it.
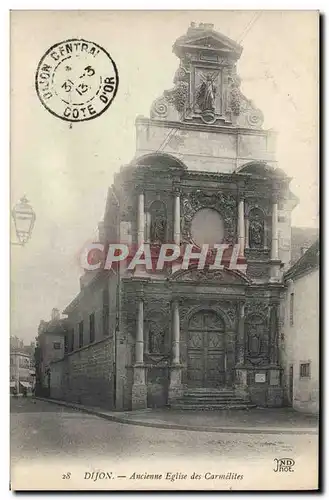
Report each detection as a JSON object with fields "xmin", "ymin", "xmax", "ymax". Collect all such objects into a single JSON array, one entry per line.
[
  {"xmin": 174, "ymin": 29, "xmax": 243, "ymax": 58},
  {"xmin": 169, "ymin": 267, "xmax": 250, "ymax": 285}
]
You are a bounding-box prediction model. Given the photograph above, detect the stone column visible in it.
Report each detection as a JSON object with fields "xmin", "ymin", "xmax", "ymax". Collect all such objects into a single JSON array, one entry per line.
[
  {"xmin": 145, "ymin": 212, "xmax": 151, "ymax": 243},
  {"xmin": 235, "ymin": 301, "xmax": 248, "ymax": 399},
  {"xmin": 172, "ymin": 300, "xmax": 180, "ymax": 365},
  {"xmin": 236, "ymin": 301, "xmax": 245, "ymax": 365},
  {"xmin": 271, "ymin": 201, "xmax": 279, "ymax": 260},
  {"xmin": 269, "ymin": 304, "xmax": 279, "ymax": 365},
  {"xmin": 238, "ymin": 198, "xmax": 245, "ymax": 257},
  {"xmin": 270, "ymin": 198, "xmax": 280, "ymax": 281},
  {"xmin": 245, "ymin": 218, "xmax": 249, "ymax": 248},
  {"xmin": 132, "ymin": 298, "xmax": 147, "ymax": 409},
  {"xmin": 169, "ymin": 300, "xmax": 183, "ymax": 402},
  {"xmin": 137, "ymin": 192, "xmax": 145, "ymax": 246},
  {"xmin": 135, "ymin": 299, "xmax": 144, "ymax": 364},
  {"xmin": 173, "ymin": 190, "xmax": 181, "ymax": 246}
]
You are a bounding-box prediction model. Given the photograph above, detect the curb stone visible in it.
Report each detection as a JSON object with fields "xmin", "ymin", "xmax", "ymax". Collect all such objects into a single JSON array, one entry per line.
[{"xmin": 34, "ymin": 397, "xmax": 318, "ymax": 436}]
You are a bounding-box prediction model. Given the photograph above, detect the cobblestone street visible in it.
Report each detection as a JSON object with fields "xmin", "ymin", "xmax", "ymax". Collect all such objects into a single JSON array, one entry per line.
[{"xmin": 10, "ymin": 397, "xmax": 318, "ymax": 491}]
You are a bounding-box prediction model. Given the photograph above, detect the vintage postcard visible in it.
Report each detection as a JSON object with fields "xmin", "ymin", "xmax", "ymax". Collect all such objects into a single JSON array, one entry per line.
[{"xmin": 10, "ymin": 10, "xmax": 319, "ymax": 491}]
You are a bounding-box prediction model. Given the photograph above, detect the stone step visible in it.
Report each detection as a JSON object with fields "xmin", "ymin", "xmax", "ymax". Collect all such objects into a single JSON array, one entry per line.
[
  {"xmin": 174, "ymin": 398, "xmax": 249, "ymax": 404},
  {"xmin": 170, "ymin": 387, "xmax": 255, "ymax": 410},
  {"xmin": 182, "ymin": 392, "xmax": 239, "ymax": 397},
  {"xmin": 185, "ymin": 389, "xmax": 236, "ymax": 394},
  {"xmin": 170, "ymin": 403, "xmax": 256, "ymax": 410},
  {"xmin": 185, "ymin": 388, "xmax": 235, "ymax": 392}
]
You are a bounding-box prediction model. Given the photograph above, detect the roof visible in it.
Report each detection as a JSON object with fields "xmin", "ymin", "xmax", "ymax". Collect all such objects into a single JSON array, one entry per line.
[
  {"xmin": 38, "ymin": 318, "xmax": 68, "ymax": 336},
  {"xmin": 291, "ymin": 226, "xmax": 319, "ymax": 264},
  {"xmin": 173, "ymin": 23, "xmax": 243, "ymax": 59},
  {"xmin": 284, "ymin": 239, "xmax": 319, "ymax": 282}
]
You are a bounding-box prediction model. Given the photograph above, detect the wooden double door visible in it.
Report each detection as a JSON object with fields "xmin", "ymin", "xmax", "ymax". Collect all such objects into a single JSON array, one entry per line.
[{"xmin": 187, "ymin": 310, "xmax": 226, "ymax": 388}]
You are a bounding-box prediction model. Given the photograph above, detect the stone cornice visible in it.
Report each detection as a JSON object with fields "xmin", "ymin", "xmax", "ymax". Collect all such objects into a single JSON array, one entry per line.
[{"xmin": 135, "ymin": 115, "xmax": 275, "ymax": 137}]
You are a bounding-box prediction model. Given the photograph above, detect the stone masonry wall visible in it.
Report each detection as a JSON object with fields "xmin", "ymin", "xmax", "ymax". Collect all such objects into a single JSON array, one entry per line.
[{"xmin": 50, "ymin": 336, "xmax": 114, "ymax": 410}]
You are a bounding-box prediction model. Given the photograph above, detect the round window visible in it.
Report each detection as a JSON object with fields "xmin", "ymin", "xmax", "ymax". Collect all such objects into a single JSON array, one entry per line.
[{"xmin": 190, "ymin": 208, "xmax": 224, "ymax": 247}]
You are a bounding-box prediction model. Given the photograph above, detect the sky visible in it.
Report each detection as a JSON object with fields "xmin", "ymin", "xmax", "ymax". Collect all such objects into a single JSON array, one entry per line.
[{"xmin": 10, "ymin": 10, "xmax": 319, "ymax": 343}]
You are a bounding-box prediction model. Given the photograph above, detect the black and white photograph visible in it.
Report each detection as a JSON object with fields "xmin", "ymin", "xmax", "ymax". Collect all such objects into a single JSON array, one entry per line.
[{"xmin": 9, "ymin": 9, "xmax": 319, "ymax": 491}]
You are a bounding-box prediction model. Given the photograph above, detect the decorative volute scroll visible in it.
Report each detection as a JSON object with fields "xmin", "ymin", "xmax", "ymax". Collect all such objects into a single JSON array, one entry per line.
[{"xmin": 150, "ymin": 22, "xmax": 264, "ymax": 129}]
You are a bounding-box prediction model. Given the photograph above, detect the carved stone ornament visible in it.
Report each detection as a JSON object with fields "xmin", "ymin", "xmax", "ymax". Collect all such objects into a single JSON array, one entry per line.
[
  {"xmin": 151, "ymin": 62, "xmax": 190, "ymax": 118},
  {"xmin": 144, "ymin": 308, "xmax": 168, "ymax": 355},
  {"xmin": 181, "ymin": 190, "xmax": 237, "ymax": 244},
  {"xmin": 228, "ymin": 73, "xmax": 242, "ymax": 116},
  {"xmin": 170, "ymin": 267, "xmax": 249, "ymax": 285},
  {"xmin": 150, "ymin": 200, "xmax": 167, "ymax": 244},
  {"xmin": 149, "ymin": 24, "xmax": 265, "ymax": 129},
  {"xmin": 227, "ymin": 68, "xmax": 264, "ymax": 128},
  {"xmin": 150, "ymin": 96, "xmax": 169, "ymax": 118},
  {"xmin": 238, "ymin": 94, "xmax": 264, "ymax": 129},
  {"xmin": 245, "ymin": 301, "xmax": 268, "ymax": 319},
  {"xmin": 196, "ymin": 72, "xmax": 218, "ymax": 112},
  {"xmin": 245, "ymin": 313, "xmax": 269, "ymax": 365}
]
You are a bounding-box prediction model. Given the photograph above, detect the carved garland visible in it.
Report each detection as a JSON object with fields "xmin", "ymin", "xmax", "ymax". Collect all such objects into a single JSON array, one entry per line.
[
  {"xmin": 245, "ymin": 301, "xmax": 269, "ymax": 319},
  {"xmin": 181, "ymin": 190, "xmax": 237, "ymax": 244},
  {"xmin": 150, "ymin": 63, "xmax": 190, "ymax": 118}
]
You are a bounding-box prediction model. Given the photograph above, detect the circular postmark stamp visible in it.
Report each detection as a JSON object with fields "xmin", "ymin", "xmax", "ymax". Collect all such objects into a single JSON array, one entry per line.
[{"xmin": 35, "ymin": 39, "xmax": 119, "ymax": 122}]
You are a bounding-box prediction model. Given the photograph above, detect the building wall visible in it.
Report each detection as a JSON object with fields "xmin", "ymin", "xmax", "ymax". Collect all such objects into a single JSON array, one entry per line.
[
  {"xmin": 135, "ymin": 120, "xmax": 277, "ymax": 174},
  {"xmin": 39, "ymin": 332, "xmax": 65, "ymax": 387},
  {"xmin": 66, "ymin": 273, "xmax": 116, "ymax": 351},
  {"xmin": 49, "ymin": 336, "xmax": 114, "ymax": 409},
  {"xmin": 281, "ymin": 270, "xmax": 319, "ymax": 414}
]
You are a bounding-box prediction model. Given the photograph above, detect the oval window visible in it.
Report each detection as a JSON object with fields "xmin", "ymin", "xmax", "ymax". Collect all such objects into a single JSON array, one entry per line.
[{"xmin": 190, "ymin": 208, "xmax": 224, "ymax": 247}]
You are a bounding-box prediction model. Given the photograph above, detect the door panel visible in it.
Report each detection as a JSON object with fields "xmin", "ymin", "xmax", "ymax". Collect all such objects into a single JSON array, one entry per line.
[
  {"xmin": 187, "ymin": 353, "xmax": 204, "ymax": 387},
  {"xmin": 187, "ymin": 310, "xmax": 225, "ymax": 388},
  {"xmin": 206, "ymin": 351, "xmax": 225, "ymax": 387}
]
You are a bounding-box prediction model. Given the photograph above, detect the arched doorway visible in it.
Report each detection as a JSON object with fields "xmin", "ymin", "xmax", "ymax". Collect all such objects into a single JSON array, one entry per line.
[{"xmin": 187, "ymin": 310, "xmax": 226, "ymax": 388}]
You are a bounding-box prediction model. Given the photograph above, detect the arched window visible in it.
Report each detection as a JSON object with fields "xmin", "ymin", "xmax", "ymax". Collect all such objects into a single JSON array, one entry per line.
[
  {"xmin": 149, "ymin": 201, "xmax": 167, "ymax": 244},
  {"xmin": 249, "ymin": 208, "xmax": 265, "ymax": 249}
]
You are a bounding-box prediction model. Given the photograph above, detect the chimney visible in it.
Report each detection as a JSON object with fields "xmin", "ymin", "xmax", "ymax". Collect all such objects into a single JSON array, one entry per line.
[{"xmin": 51, "ymin": 308, "xmax": 60, "ymax": 321}]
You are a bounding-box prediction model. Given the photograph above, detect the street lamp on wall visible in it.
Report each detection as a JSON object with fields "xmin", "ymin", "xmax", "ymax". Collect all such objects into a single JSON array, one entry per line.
[{"xmin": 11, "ymin": 196, "xmax": 36, "ymax": 246}]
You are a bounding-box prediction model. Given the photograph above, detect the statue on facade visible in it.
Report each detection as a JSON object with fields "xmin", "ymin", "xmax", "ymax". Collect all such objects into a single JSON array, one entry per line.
[
  {"xmin": 196, "ymin": 73, "xmax": 217, "ymax": 111},
  {"xmin": 246, "ymin": 315, "xmax": 265, "ymax": 360},
  {"xmin": 249, "ymin": 219, "xmax": 264, "ymax": 248},
  {"xmin": 150, "ymin": 214, "xmax": 166, "ymax": 244},
  {"xmin": 249, "ymin": 209, "xmax": 265, "ymax": 248},
  {"xmin": 149, "ymin": 322, "xmax": 165, "ymax": 353}
]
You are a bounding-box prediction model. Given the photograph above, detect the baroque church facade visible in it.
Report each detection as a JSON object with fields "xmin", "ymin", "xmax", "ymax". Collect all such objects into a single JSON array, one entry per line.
[{"xmin": 49, "ymin": 23, "xmax": 301, "ymax": 411}]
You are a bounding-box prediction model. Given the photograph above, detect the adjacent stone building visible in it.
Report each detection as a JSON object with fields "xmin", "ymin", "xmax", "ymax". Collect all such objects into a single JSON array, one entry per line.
[
  {"xmin": 10, "ymin": 337, "xmax": 35, "ymax": 394},
  {"xmin": 35, "ymin": 308, "xmax": 68, "ymax": 397},
  {"xmin": 281, "ymin": 241, "xmax": 319, "ymax": 414},
  {"xmin": 46, "ymin": 23, "xmax": 317, "ymax": 412}
]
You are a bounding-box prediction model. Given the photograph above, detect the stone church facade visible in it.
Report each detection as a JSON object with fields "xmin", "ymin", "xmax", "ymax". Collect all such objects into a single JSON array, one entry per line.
[{"xmin": 49, "ymin": 23, "xmax": 300, "ymax": 411}]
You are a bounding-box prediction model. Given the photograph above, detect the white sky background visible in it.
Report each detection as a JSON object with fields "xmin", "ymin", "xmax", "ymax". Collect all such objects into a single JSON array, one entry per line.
[{"xmin": 10, "ymin": 10, "xmax": 319, "ymax": 343}]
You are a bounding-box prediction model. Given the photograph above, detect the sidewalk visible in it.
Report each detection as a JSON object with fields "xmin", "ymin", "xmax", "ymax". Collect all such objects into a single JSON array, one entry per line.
[{"xmin": 35, "ymin": 397, "xmax": 318, "ymax": 435}]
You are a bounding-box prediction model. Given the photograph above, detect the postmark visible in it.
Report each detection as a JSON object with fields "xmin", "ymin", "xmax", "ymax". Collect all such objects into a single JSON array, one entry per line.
[{"xmin": 35, "ymin": 39, "xmax": 119, "ymax": 122}]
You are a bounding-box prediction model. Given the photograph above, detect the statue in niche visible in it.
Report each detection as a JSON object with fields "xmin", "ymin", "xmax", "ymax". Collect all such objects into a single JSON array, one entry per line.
[
  {"xmin": 150, "ymin": 214, "xmax": 166, "ymax": 244},
  {"xmin": 249, "ymin": 209, "xmax": 264, "ymax": 249},
  {"xmin": 246, "ymin": 315, "xmax": 265, "ymax": 358},
  {"xmin": 148, "ymin": 321, "xmax": 165, "ymax": 354},
  {"xmin": 196, "ymin": 73, "xmax": 217, "ymax": 112},
  {"xmin": 150, "ymin": 200, "xmax": 167, "ymax": 244},
  {"xmin": 248, "ymin": 331, "xmax": 260, "ymax": 357}
]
